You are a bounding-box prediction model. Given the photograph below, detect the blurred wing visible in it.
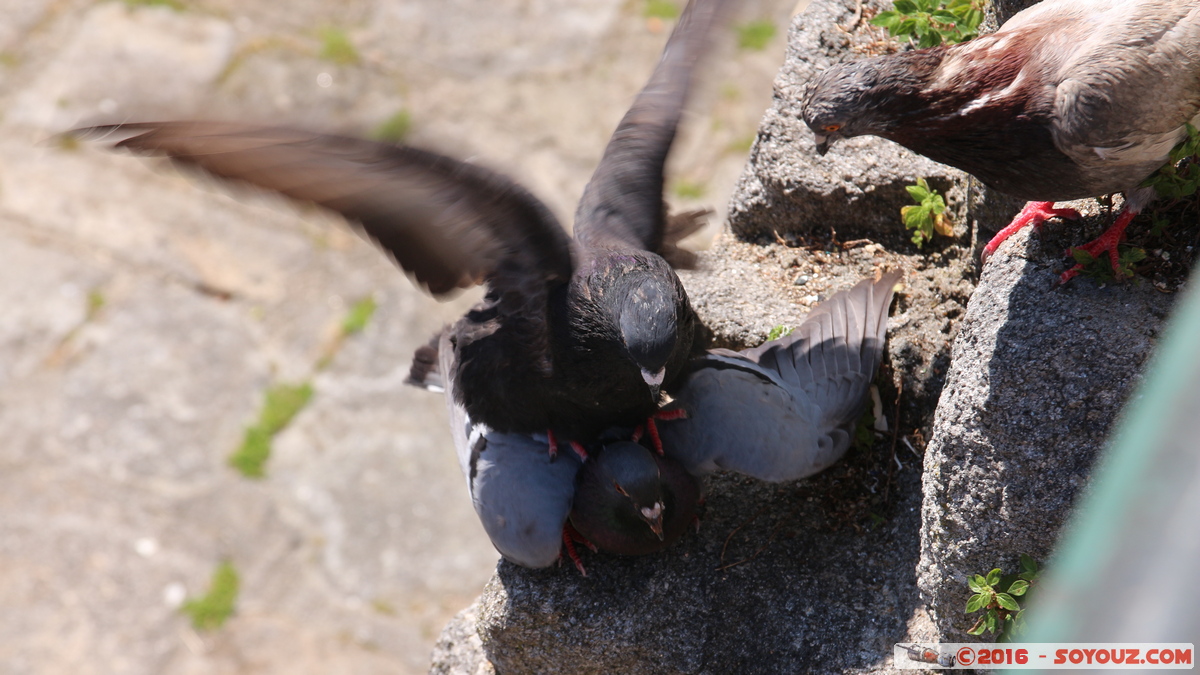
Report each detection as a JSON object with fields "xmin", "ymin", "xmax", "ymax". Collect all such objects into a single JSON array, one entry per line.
[
  {"xmin": 573, "ymin": 0, "xmax": 731, "ymax": 253},
  {"xmin": 76, "ymin": 121, "xmax": 574, "ymax": 298}
]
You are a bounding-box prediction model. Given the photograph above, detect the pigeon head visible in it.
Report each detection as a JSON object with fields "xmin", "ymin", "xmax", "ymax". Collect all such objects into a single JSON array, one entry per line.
[
  {"xmin": 802, "ymin": 49, "xmax": 948, "ymax": 155},
  {"xmin": 584, "ymin": 441, "xmax": 668, "ymax": 539},
  {"xmin": 570, "ymin": 440, "xmax": 701, "ymax": 555},
  {"xmin": 802, "ymin": 58, "xmax": 895, "ymax": 155},
  {"xmin": 616, "ymin": 278, "xmax": 680, "ymax": 399}
]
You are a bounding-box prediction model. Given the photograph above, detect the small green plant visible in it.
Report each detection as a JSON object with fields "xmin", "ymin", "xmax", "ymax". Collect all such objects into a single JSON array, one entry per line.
[
  {"xmin": 373, "ymin": 110, "xmax": 413, "ymax": 143},
  {"xmin": 1142, "ymin": 123, "xmax": 1200, "ymax": 199},
  {"xmin": 229, "ymin": 381, "xmax": 314, "ymax": 478},
  {"xmin": 182, "ymin": 561, "xmax": 239, "ymax": 631},
  {"xmin": 965, "ymin": 554, "xmax": 1040, "ymax": 640},
  {"xmin": 766, "ymin": 325, "xmax": 793, "ymax": 341},
  {"xmin": 901, "ymin": 177, "xmax": 952, "ymax": 247},
  {"xmin": 643, "ymin": 0, "xmax": 679, "ymax": 20},
  {"xmin": 1071, "ymin": 245, "xmax": 1147, "ymax": 282},
  {"xmin": 672, "ymin": 180, "xmax": 707, "ymax": 200},
  {"xmin": 871, "ymin": 0, "xmax": 985, "ymax": 48},
  {"xmin": 123, "ymin": 0, "xmax": 186, "ymax": 10},
  {"xmin": 319, "ymin": 27, "xmax": 359, "ymax": 65},
  {"xmin": 852, "ymin": 411, "xmax": 877, "ymax": 452},
  {"xmin": 736, "ymin": 20, "xmax": 777, "ymax": 51},
  {"xmin": 341, "ymin": 295, "xmax": 378, "ymax": 335}
]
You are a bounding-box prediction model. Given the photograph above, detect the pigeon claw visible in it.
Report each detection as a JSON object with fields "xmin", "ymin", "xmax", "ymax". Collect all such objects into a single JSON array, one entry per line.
[
  {"xmin": 982, "ymin": 201, "xmax": 1082, "ymax": 263},
  {"xmin": 1059, "ymin": 206, "xmax": 1138, "ymax": 285},
  {"xmin": 638, "ymin": 408, "xmax": 688, "ymax": 455},
  {"xmin": 561, "ymin": 523, "xmax": 596, "ymax": 576}
]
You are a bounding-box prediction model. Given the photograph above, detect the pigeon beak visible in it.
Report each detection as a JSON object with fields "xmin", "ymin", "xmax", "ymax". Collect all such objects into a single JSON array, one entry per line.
[
  {"xmin": 641, "ymin": 367, "xmax": 666, "ymax": 399},
  {"xmin": 640, "ymin": 503, "xmax": 665, "ymax": 540},
  {"xmin": 813, "ymin": 133, "xmax": 831, "ymax": 156}
]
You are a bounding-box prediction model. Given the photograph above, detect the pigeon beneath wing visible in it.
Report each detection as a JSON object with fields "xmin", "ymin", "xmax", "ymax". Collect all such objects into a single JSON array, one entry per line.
[
  {"xmin": 74, "ymin": 0, "xmax": 732, "ymax": 449},
  {"xmin": 565, "ymin": 272, "xmax": 899, "ymax": 559},
  {"xmin": 410, "ymin": 331, "xmax": 583, "ymax": 569},
  {"xmin": 802, "ymin": 0, "xmax": 1200, "ymax": 282},
  {"xmin": 568, "ymin": 440, "xmax": 701, "ymax": 557}
]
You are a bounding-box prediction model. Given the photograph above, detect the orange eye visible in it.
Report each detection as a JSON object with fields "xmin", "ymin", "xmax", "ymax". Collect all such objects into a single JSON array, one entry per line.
[{"xmin": 824, "ymin": 123, "xmax": 842, "ymax": 133}]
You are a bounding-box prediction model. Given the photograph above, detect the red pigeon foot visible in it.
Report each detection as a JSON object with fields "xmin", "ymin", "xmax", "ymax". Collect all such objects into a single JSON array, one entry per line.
[
  {"xmin": 546, "ymin": 429, "xmax": 590, "ymax": 461},
  {"xmin": 981, "ymin": 202, "xmax": 1081, "ymax": 262},
  {"xmin": 1059, "ymin": 207, "xmax": 1140, "ymax": 284},
  {"xmin": 632, "ymin": 408, "xmax": 689, "ymax": 454},
  {"xmin": 560, "ymin": 522, "xmax": 597, "ymax": 576}
]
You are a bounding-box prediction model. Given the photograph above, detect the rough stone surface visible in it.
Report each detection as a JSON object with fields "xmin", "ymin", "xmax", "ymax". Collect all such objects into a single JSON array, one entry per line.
[
  {"xmin": 727, "ymin": 0, "xmax": 969, "ymax": 243},
  {"xmin": 429, "ymin": 603, "xmax": 495, "ymax": 675},
  {"xmin": 918, "ymin": 225, "xmax": 1176, "ymax": 641}
]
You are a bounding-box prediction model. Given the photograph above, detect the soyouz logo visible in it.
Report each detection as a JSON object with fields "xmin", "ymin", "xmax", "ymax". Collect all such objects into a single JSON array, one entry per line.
[{"xmin": 894, "ymin": 643, "xmax": 1195, "ymax": 669}]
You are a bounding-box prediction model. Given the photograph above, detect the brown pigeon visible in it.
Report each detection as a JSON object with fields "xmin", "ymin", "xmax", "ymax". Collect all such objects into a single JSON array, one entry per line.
[
  {"xmin": 802, "ymin": 0, "xmax": 1200, "ymax": 282},
  {"xmin": 76, "ymin": 0, "xmax": 735, "ymax": 451}
]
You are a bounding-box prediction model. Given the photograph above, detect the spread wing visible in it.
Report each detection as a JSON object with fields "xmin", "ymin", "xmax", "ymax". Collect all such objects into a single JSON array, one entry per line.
[
  {"xmin": 573, "ymin": 0, "xmax": 731, "ymax": 253},
  {"xmin": 660, "ymin": 273, "xmax": 900, "ymax": 482},
  {"xmin": 75, "ymin": 121, "xmax": 575, "ymax": 299}
]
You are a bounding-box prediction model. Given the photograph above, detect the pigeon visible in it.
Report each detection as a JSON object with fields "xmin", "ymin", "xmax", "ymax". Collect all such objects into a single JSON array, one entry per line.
[
  {"xmin": 801, "ymin": 0, "xmax": 1200, "ymax": 282},
  {"xmin": 75, "ymin": 0, "xmax": 731, "ymax": 450},
  {"xmin": 568, "ymin": 440, "xmax": 702, "ymax": 557},
  {"xmin": 564, "ymin": 272, "xmax": 899, "ymax": 559},
  {"xmin": 411, "ymin": 330, "xmax": 584, "ymax": 569}
]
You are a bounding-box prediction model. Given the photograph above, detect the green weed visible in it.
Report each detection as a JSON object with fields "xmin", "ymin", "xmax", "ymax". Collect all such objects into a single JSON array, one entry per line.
[{"xmin": 870, "ymin": 0, "xmax": 984, "ymax": 48}]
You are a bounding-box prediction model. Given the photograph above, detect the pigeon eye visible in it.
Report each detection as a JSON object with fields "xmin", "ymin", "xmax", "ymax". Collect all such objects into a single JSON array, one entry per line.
[{"xmin": 824, "ymin": 123, "xmax": 842, "ymax": 133}]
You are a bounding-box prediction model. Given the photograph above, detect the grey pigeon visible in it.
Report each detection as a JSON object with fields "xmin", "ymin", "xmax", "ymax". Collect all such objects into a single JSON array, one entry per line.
[
  {"xmin": 413, "ymin": 331, "xmax": 583, "ymax": 569},
  {"xmin": 565, "ymin": 272, "xmax": 900, "ymax": 559},
  {"xmin": 802, "ymin": 0, "xmax": 1200, "ymax": 282},
  {"xmin": 74, "ymin": 0, "xmax": 733, "ymax": 449}
]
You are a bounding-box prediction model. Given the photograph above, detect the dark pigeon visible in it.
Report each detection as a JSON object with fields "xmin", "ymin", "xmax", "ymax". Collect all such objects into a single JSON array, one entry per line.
[
  {"xmin": 801, "ymin": 0, "xmax": 1200, "ymax": 282},
  {"xmin": 568, "ymin": 441, "xmax": 701, "ymax": 557},
  {"xmin": 565, "ymin": 272, "xmax": 900, "ymax": 558},
  {"xmin": 74, "ymin": 0, "xmax": 731, "ymax": 446}
]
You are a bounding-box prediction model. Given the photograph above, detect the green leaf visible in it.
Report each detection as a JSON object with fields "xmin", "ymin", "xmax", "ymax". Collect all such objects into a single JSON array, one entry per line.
[
  {"xmin": 986, "ymin": 611, "xmax": 998, "ymax": 633},
  {"xmin": 906, "ymin": 183, "xmax": 930, "ymax": 201},
  {"xmin": 986, "ymin": 568, "xmax": 1002, "ymax": 586},
  {"xmin": 968, "ymin": 574, "xmax": 988, "ymax": 593},
  {"xmin": 1020, "ymin": 554, "xmax": 1037, "ymax": 574},
  {"xmin": 996, "ymin": 593, "xmax": 1021, "ymax": 611},
  {"xmin": 766, "ymin": 325, "xmax": 793, "ymax": 341},
  {"xmin": 1007, "ymin": 579, "xmax": 1030, "ymax": 596},
  {"xmin": 931, "ymin": 9, "xmax": 958, "ymax": 22},
  {"xmin": 967, "ymin": 616, "xmax": 987, "ymax": 635},
  {"xmin": 965, "ymin": 592, "xmax": 988, "ymax": 613},
  {"xmin": 869, "ymin": 10, "xmax": 900, "ymax": 28},
  {"xmin": 895, "ymin": 17, "xmax": 917, "ymax": 36},
  {"xmin": 893, "ymin": 0, "xmax": 918, "ymax": 13},
  {"xmin": 927, "ymin": 193, "xmax": 946, "ymax": 213},
  {"xmin": 1072, "ymin": 248, "xmax": 1096, "ymax": 265}
]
